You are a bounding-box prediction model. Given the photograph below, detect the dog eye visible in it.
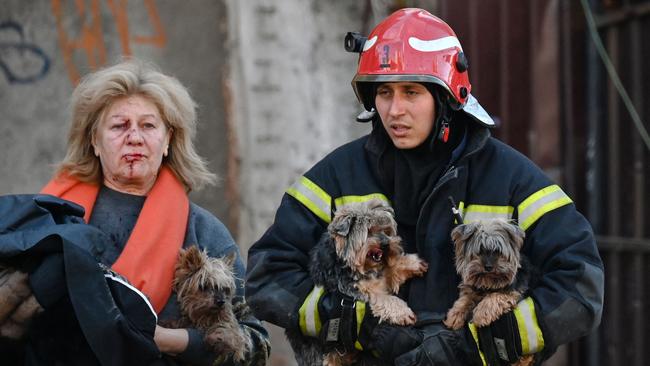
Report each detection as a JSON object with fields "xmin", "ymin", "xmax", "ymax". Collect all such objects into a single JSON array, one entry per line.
[{"xmin": 367, "ymin": 248, "xmax": 383, "ymax": 262}]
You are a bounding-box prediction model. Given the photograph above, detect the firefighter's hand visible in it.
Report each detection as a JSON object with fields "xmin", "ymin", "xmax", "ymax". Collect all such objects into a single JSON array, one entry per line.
[
  {"xmin": 0, "ymin": 266, "xmax": 44, "ymax": 339},
  {"xmin": 364, "ymin": 323, "xmax": 423, "ymax": 362},
  {"xmin": 296, "ymin": 288, "xmax": 379, "ymax": 352},
  {"xmin": 317, "ymin": 291, "xmax": 376, "ymax": 350},
  {"xmin": 393, "ymin": 322, "xmax": 484, "ymax": 366}
]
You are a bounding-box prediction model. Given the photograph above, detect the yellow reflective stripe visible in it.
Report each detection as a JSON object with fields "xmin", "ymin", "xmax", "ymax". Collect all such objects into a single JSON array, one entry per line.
[
  {"xmin": 287, "ymin": 176, "xmax": 332, "ymax": 223},
  {"xmin": 461, "ymin": 204, "xmax": 514, "ymax": 223},
  {"xmin": 518, "ymin": 185, "xmax": 572, "ymax": 230},
  {"xmin": 513, "ymin": 297, "xmax": 545, "ymax": 354},
  {"xmin": 354, "ymin": 301, "xmax": 366, "ymax": 351},
  {"xmin": 468, "ymin": 323, "xmax": 488, "ymax": 366},
  {"xmin": 298, "ymin": 286, "xmax": 325, "ymax": 337},
  {"xmin": 334, "ymin": 193, "xmax": 390, "ymax": 209}
]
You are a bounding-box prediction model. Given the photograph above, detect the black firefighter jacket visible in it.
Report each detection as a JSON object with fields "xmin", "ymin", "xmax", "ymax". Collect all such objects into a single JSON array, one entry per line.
[
  {"xmin": 246, "ymin": 123, "xmax": 604, "ymax": 361},
  {"xmin": 0, "ymin": 194, "xmax": 159, "ymax": 366}
]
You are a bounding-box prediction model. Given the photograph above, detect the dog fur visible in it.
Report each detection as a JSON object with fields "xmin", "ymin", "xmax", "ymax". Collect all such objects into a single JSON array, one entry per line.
[
  {"xmin": 287, "ymin": 199, "xmax": 428, "ymax": 366},
  {"xmin": 444, "ymin": 219, "xmax": 536, "ymax": 366},
  {"xmin": 0, "ymin": 266, "xmax": 43, "ymax": 340},
  {"xmin": 167, "ymin": 246, "xmax": 252, "ymax": 363}
]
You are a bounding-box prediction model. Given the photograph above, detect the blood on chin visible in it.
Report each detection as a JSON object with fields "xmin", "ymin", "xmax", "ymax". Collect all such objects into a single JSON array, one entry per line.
[{"xmin": 111, "ymin": 164, "xmax": 150, "ymax": 181}]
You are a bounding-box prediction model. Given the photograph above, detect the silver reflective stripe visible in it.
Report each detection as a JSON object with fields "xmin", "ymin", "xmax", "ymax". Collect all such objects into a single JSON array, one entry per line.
[
  {"xmin": 461, "ymin": 204, "xmax": 514, "ymax": 223},
  {"xmin": 287, "ymin": 176, "xmax": 332, "ymax": 223},
  {"xmin": 518, "ymin": 185, "xmax": 572, "ymax": 230}
]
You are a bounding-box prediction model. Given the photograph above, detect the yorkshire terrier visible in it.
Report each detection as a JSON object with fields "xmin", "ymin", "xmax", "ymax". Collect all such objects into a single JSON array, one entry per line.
[
  {"xmin": 287, "ymin": 199, "xmax": 428, "ymax": 366},
  {"xmin": 166, "ymin": 246, "xmax": 252, "ymax": 363},
  {"xmin": 444, "ymin": 219, "xmax": 536, "ymax": 366}
]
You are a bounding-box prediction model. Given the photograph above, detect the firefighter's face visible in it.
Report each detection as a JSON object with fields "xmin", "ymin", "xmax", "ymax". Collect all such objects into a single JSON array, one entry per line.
[{"xmin": 375, "ymin": 82, "xmax": 435, "ymax": 149}]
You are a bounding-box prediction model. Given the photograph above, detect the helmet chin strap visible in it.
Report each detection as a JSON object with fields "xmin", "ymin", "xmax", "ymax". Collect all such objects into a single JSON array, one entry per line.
[{"xmin": 430, "ymin": 88, "xmax": 454, "ymax": 149}]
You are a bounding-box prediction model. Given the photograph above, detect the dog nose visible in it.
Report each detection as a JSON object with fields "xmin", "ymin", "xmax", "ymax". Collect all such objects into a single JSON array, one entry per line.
[
  {"xmin": 214, "ymin": 293, "xmax": 227, "ymax": 306},
  {"xmin": 482, "ymin": 251, "xmax": 498, "ymax": 272}
]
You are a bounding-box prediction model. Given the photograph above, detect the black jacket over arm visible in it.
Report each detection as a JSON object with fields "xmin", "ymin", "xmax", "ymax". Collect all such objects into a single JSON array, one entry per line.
[{"xmin": 0, "ymin": 194, "xmax": 158, "ymax": 366}]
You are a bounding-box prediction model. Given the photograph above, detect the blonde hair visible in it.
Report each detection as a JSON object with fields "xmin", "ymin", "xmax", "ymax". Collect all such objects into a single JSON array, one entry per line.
[{"xmin": 57, "ymin": 58, "xmax": 217, "ymax": 191}]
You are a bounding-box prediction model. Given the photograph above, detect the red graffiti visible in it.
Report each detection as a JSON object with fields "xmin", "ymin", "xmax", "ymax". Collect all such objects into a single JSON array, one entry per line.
[{"xmin": 51, "ymin": 0, "xmax": 167, "ymax": 84}]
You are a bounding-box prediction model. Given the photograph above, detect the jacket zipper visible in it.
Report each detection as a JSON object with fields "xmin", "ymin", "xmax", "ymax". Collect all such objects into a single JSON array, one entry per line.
[{"xmin": 415, "ymin": 164, "xmax": 459, "ymax": 242}]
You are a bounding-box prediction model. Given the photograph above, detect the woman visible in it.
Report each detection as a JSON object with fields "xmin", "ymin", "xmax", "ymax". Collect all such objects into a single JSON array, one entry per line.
[
  {"xmin": 245, "ymin": 8, "xmax": 603, "ymax": 366},
  {"xmin": 19, "ymin": 58, "xmax": 268, "ymax": 365}
]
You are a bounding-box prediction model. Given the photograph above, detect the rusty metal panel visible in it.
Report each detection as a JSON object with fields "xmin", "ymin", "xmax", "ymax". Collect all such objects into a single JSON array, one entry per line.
[{"xmin": 438, "ymin": 0, "xmax": 650, "ymax": 365}]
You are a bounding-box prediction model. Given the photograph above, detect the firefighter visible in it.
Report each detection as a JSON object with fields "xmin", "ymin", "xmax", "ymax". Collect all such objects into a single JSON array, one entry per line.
[{"xmin": 246, "ymin": 8, "xmax": 603, "ymax": 365}]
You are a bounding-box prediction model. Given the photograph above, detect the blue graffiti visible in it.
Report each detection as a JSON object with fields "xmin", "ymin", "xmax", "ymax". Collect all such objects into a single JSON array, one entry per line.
[{"xmin": 0, "ymin": 20, "xmax": 50, "ymax": 84}]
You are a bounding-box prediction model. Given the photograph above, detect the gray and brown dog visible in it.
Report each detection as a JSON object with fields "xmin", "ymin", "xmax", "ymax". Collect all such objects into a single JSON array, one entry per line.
[
  {"xmin": 287, "ymin": 199, "xmax": 428, "ymax": 366},
  {"xmin": 168, "ymin": 246, "xmax": 252, "ymax": 363},
  {"xmin": 444, "ymin": 219, "xmax": 535, "ymax": 366}
]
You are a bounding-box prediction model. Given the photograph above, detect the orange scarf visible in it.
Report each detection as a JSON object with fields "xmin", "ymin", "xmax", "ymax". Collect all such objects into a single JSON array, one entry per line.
[{"xmin": 41, "ymin": 166, "xmax": 189, "ymax": 313}]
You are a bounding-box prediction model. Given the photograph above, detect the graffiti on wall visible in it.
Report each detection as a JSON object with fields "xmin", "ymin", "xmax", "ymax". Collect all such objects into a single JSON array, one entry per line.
[
  {"xmin": 51, "ymin": 0, "xmax": 167, "ymax": 84},
  {"xmin": 0, "ymin": 20, "xmax": 51, "ymax": 84}
]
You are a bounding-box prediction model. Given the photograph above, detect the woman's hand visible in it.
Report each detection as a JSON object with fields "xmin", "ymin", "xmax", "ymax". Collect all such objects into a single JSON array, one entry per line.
[{"xmin": 154, "ymin": 325, "xmax": 189, "ymax": 355}]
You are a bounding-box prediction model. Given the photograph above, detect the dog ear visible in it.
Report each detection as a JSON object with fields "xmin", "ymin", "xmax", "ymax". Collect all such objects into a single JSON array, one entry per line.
[
  {"xmin": 222, "ymin": 251, "xmax": 237, "ymax": 269},
  {"xmin": 331, "ymin": 213, "xmax": 355, "ymax": 237},
  {"xmin": 450, "ymin": 222, "xmax": 478, "ymax": 244},
  {"xmin": 178, "ymin": 245, "xmax": 207, "ymax": 273},
  {"xmin": 504, "ymin": 222, "xmax": 526, "ymax": 249}
]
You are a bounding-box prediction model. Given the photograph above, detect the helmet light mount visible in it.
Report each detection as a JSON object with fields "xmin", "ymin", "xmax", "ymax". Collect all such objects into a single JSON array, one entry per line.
[{"xmin": 344, "ymin": 32, "xmax": 367, "ymax": 53}]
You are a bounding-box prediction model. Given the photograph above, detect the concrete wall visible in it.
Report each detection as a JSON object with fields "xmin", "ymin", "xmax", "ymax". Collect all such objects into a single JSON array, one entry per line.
[
  {"xmin": 226, "ymin": 2, "xmax": 371, "ymax": 363},
  {"xmin": 0, "ymin": 0, "xmax": 231, "ymax": 223},
  {"xmin": 227, "ymin": 0, "xmax": 370, "ymax": 256}
]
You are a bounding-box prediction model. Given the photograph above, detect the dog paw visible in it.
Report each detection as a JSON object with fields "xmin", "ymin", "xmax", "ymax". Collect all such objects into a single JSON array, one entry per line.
[
  {"xmin": 472, "ymin": 303, "xmax": 503, "ymax": 327},
  {"xmin": 371, "ymin": 295, "xmax": 416, "ymax": 326},
  {"xmin": 389, "ymin": 308, "xmax": 416, "ymax": 326},
  {"xmin": 414, "ymin": 258, "xmax": 429, "ymax": 276},
  {"xmin": 403, "ymin": 254, "xmax": 429, "ymax": 276},
  {"xmin": 513, "ymin": 355, "xmax": 536, "ymax": 366},
  {"xmin": 472, "ymin": 294, "xmax": 518, "ymax": 327},
  {"xmin": 205, "ymin": 326, "xmax": 242, "ymax": 355},
  {"xmin": 443, "ymin": 309, "xmax": 467, "ymax": 330},
  {"xmin": 232, "ymin": 348, "xmax": 246, "ymax": 363}
]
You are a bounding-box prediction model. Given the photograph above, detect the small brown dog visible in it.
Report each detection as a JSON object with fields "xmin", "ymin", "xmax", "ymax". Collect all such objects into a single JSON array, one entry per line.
[
  {"xmin": 0, "ymin": 266, "xmax": 43, "ymax": 340},
  {"xmin": 444, "ymin": 219, "xmax": 535, "ymax": 366},
  {"xmin": 287, "ymin": 199, "xmax": 428, "ymax": 366},
  {"xmin": 169, "ymin": 246, "xmax": 251, "ymax": 362}
]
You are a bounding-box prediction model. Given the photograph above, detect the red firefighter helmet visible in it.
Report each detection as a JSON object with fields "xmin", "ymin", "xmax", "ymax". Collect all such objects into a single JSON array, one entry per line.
[{"xmin": 350, "ymin": 8, "xmax": 494, "ymax": 126}]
